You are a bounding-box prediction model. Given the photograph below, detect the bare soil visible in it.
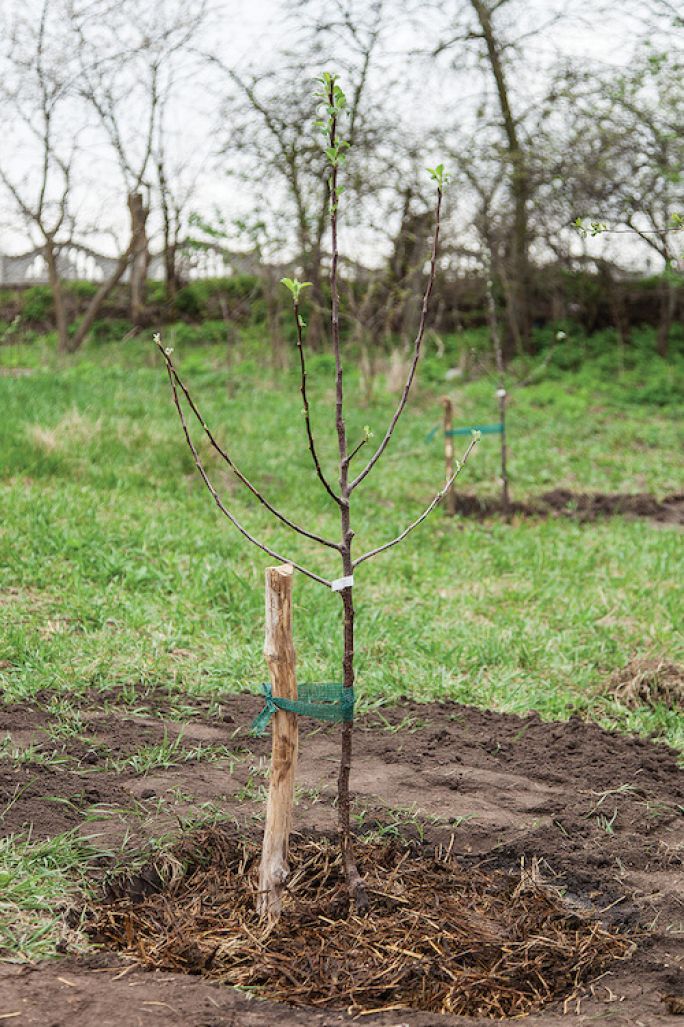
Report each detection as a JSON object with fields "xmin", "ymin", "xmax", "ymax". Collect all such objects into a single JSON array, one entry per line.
[
  {"xmin": 0, "ymin": 692, "xmax": 682, "ymax": 1026},
  {"xmin": 448, "ymin": 489, "xmax": 684, "ymax": 524}
]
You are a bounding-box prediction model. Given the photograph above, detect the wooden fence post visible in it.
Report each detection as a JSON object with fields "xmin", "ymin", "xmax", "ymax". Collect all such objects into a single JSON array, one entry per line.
[
  {"xmin": 442, "ymin": 396, "xmax": 456, "ymax": 516},
  {"xmin": 257, "ymin": 563, "xmax": 298, "ymax": 920}
]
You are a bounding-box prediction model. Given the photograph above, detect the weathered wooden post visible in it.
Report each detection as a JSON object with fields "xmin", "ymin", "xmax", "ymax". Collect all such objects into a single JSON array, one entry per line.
[
  {"xmin": 442, "ymin": 396, "xmax": 456, "ymax": 516},
  {"xmin": 497, "ymin": 386, "xmax": 510, "ymax": 516},
  {"xmin": 257, "ymin": 563, "xmax": 298, "ymax": 920}
]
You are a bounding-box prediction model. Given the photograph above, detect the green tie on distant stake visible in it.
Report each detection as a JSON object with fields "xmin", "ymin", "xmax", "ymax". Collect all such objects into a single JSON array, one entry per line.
[
  {"xmin": 426, "ymin": 423, "xmax": 503, "ymax": 443},
  {"xmin": 251, "ymin": 682, "xmax": 355, "ymax": 736}
]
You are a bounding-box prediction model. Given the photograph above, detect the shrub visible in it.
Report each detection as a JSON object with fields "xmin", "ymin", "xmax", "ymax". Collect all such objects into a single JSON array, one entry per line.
[
  {"xmin": 174, "ymin": 275, "xmax": 262, "ymax": 320},
  {"xmin": 65, "ymin": 280, "xmax": 98, "ymax": 301},
  {"xmin": 90, "ymin": 319, "xmax": 135, "ymax": 344},
  {"xmin": 166, "ymin": 321, "xmax": 232, "ymax": 347},
  {"xmin": 22, "ymin": 285, "xmax": 54, "ymax": 323}
]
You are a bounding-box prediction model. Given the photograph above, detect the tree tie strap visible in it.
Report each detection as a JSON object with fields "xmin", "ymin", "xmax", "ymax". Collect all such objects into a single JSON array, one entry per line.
[
  {"xmin": 426, "ymin": 423, "xmax": 503, "ymax": 441},
  {"xmin": 251, "ymin": 682, "xmax": 355, "ymax": 736}
]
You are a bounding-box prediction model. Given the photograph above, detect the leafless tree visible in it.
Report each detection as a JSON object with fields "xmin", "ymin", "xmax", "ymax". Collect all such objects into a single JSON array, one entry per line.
[
  {"xmin": 0, "ymin": 0, "xmax": 140, "ymax": 352},
  {"xmin": 156, "ymin": 75, "xmax": 477, "ymax": 912},
  {"xmin": 68, "ymin": 0, "xmax": 208, "ymax": 324},
  {"xmin": 211, "ymin": 0, "xmax": 396, "ymax": 348},
  {"xmin": 154, "ymin": 88, "xmax": 207, "ymax": 301},
  {"xmin": 549, "ymin": 48, "xmax": 683, "ymax": 354}
]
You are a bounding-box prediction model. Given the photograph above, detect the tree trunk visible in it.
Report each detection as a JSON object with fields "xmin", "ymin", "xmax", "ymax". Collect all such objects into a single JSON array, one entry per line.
[
  {"xmin": 164, "ymin": 238, "xmax": 178, "ymax": 301},
  {"xmin": 67, "ymin": 241, "xmax": 135, "ymax": 352},
  {"xmin": 43, "ymin": 237, "xmax": 69, "ymax": 353},
  {"xmin": 337, "ymin": 580, "xmax": 367, "ymax": 912},
  {"xmin": 128, "ymin": 191, "xmax": 150, "ymax": 326},
  {"xmin": 656, "ymin": 275, "xmax": 676, "ymax": 358},
  {"xmin": 258, "ymin": 563, "xmax": 298, "ymax": 921},
  {"xmin": 471, "ymin": 0, "xmax": 530, "ymax": 352}
]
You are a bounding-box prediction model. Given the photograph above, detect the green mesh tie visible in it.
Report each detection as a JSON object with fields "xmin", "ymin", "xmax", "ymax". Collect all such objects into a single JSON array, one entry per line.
[
  {"xmin": 251, "ymin": 682, "xmax": 355, "ymax": 737},
  {"xmin": 426, "ymin": 423, "xmax": 503, "ymax": 442}
]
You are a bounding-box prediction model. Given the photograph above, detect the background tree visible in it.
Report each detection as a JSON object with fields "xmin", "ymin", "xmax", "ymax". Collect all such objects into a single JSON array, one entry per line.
[
  {"xmin": 211, "ymin": 0, "xmax": 398, "ymax": 348},
  {"xmin": 544, "ymin": 47, "xmax": 683, "ymax": 355},
  {"xmin": 68, "ymin": 0, "xmax": 208, "ymax": 325},
  {"xmin": 0, "ymin": 0, "xmax": 139, "ymax": 352}
]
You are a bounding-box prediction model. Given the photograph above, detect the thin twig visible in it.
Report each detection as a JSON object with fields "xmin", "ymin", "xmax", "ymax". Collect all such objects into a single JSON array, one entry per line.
[
  {"xmin": 292, "ymin": 302, "xmax": 341, "ymax": 505},
  {"xmin": 353, "ymin": 436, "xmax": 478, "ymax": 568},
  {"xmin": 160, "ymin": 355, "xmax": 331, "ymax": 587},
  {"xmin": 156, "ymin": 336, "xmax": 340, "ymax": 552},
  {"xmin": 346, "ymin": 436, "xmax": 368, "ymax": 464},
  {"xmin": 349, "ymin": 187, "xmax": 443, "ymax": 493}
]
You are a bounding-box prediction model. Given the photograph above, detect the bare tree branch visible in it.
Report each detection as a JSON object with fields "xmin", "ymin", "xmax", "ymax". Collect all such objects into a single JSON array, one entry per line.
[
  {"xmin": 349, "ymin": 185, "xmax": 443, "ymax": 492},
  {"xmin": 157, "ymin": 340, "xmax": 331, "ymax": 587},
  {"xmin": 156, "ymin": 337, "xmax": 341, "ymax": 551},
  {"xmin": 292, "ymin": 301, "xmax": 341, "ymax": 505},
  {"xmin": 353, "ymin": 435, "xmax": 479, "ymax": 567}
]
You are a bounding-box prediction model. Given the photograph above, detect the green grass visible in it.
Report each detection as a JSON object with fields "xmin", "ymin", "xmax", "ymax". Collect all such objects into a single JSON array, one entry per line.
[
  {"xmin": 0, "ymin": 326, "xmax": 682, "ymax": 751},
  {"xmin": 1, "ymin": 322, "xmax": 680, "ymax": 971},
  {"xmin": 0, "ymin": 831, "xmax": 94, "ymax": 962}
]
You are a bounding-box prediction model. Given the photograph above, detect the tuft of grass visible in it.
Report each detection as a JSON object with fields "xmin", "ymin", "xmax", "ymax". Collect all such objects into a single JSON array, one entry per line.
[
  {"xmin": 0, "ymin": 831, "xmax": 94, "ymax": 962},
  {"xmin": 109, "ymin": 732, "xmax": 243, "ymax": 775}
]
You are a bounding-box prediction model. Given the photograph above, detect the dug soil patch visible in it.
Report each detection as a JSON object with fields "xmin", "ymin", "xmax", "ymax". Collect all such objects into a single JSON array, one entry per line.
[
  {"xmin": 449, "ymin": 489, "xmax": 684, "ymax": 524},
  {"xmin": 0, "ymin": 695, "xmax": 682, "ymax": 1025}
]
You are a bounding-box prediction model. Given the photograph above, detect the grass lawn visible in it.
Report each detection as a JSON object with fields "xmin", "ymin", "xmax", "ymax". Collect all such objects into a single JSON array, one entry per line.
[
  {"xmin": 0, "ymin": 324, "xmax": 682, "ymax": 963},
  {"xmin": 1, "ymin": 326, "xmax": 682, "ymax": 742}
]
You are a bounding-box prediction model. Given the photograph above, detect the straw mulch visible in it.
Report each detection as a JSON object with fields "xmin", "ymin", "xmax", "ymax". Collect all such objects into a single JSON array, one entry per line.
[
  {"xmin": 607, "ymin": 657, "xmax": 683, "ymax": 710},
  {"xmin": 91, "ymin": 828, "xmax": 632, "ymax": 1019}
]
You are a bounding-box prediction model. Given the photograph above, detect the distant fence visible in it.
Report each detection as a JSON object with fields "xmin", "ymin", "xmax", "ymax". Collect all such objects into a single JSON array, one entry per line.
[{"xmin": 0, "ymin": 242, "xmax": 258, "ymax": 287}]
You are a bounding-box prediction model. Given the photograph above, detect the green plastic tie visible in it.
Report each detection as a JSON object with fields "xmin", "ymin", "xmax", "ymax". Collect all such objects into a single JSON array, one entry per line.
[
  {"xmin": 426, "ymin": 422, "xmax": 503, "ymax": 442},
  {"xmin": 250, "ymin": 682, "xmax": 354, "ymax": 737},
  {"xmin": 447, "ymin": 423, "xmax": 503, "ymax": 436}
]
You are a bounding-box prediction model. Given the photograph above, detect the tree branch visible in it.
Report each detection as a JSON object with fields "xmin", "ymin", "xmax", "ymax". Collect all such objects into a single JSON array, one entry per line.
[
  {"xmin": 349, "ymin": 185, "xmax": 443, "ymax": 492},
  {"xmin": 346, "ymin": 435, "xmax": 368, "ymax": 464},
  {"xmin": 292, "ymin": 301, "xmax": 341, "ymax": 505},
  {"xmin": 158, "ymin": 348, "xmax": 331, "ymax": 587},
  {"xmin": 156, "ymin": 336, "xmax": 340, "ymax": 551},
  {"xmin": 353, "ymin": 435, "xmax": 479, "ymax": 568}
]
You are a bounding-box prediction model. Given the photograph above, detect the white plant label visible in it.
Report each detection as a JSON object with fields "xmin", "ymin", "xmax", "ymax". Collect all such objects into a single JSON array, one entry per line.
[{"xmin": 331, "ymin": 575, "xmax": 354, "ymax": 592}]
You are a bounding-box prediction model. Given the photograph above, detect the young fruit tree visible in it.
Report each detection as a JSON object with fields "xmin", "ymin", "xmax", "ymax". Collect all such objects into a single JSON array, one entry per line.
[{"xmin": 154, "ymin": 72, "xmax": 478, "ymax": 917}]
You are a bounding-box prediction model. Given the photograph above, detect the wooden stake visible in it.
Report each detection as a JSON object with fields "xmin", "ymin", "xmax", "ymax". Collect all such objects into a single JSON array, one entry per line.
[
  {"xmin": 442, "ymin": 396, "xmax": 456, "ymax": 516},
  {"xmin": 257, "ymin": 563, "xmax": 298, "ymax": 920},
  {"xmin": 497, "ymin": 388, "xmax": 510, "ymax": 518}
]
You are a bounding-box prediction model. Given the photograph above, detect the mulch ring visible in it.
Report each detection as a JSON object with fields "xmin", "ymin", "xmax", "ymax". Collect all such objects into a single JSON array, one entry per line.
[
  {"xmin": 88, "ymin": 828, "xmax": 632, "ymax": 1020},
  {"xmin": 606, "ymin": 657, "xmax": 684, "ymax": 711},
  {"xmin": 448, "ymin": 489, "xmax": 684, "ymax": 524}
]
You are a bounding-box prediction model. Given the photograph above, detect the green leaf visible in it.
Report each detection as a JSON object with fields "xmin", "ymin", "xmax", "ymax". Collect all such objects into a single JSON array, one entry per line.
[
  {"xmin": 427, "ymin": 163, "xmax": 449, "ymax": 189},
  {"xmin": 280, "ymin": 278, "xmax": 312, "ymax": 303}
]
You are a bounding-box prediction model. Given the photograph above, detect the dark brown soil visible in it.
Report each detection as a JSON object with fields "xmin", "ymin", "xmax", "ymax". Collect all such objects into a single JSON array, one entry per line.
[
  {"xmin": 0, "ymin": 693, "xmax": 682, "ymax": 1025},
  {"xmin": 0, "ymin": 763, "xmax": 128, "ymax": 838},
  {"xmin": 448, "ymin": 489, "xmax": 684, "ymax": 524}
]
